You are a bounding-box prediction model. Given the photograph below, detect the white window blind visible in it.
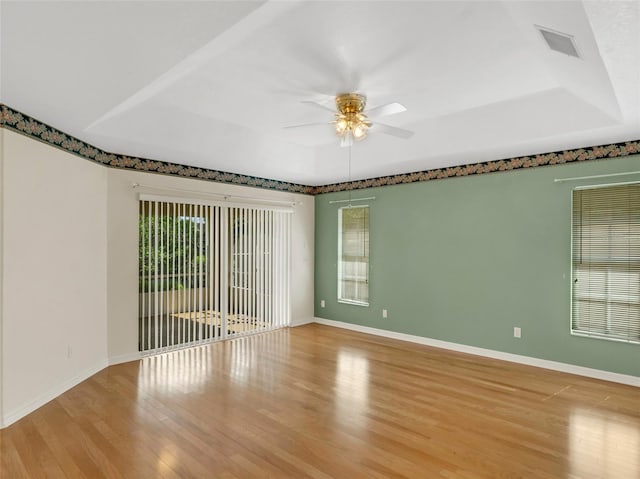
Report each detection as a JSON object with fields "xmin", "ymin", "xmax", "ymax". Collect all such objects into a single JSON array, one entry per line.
[
  {"xmin": 139, "ymin": 198, "xmax": 291, "ymax": 353},
  {"xmin": 572, "ymin": 183, "xmax": 640, "ymax": 344},
  {"xmin": 338, "ymin": 205, "xmax": 370, "ymax": 306}
]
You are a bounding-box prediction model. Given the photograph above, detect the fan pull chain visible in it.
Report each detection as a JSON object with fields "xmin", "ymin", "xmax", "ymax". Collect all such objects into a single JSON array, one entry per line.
[{"xmin": 348, "ymin": 144, "xmax": 352, "ymax": 207}]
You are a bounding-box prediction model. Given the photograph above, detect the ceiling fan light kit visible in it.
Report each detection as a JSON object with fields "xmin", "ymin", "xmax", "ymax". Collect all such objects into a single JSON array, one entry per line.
[{"xmin": 334, "ymin": 93, "xmax": 372, "ymax": 141}]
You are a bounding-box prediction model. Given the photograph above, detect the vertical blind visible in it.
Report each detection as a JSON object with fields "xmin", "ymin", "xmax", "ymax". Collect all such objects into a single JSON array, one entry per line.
[
  {"xmin": 338, "ymin": 205, "xmax": 370, "ymax": 305},
  {"xmin": 572, "ymin": 183, "xmax": 640, "ymax": 343},
  {"xmin": 139, "ymin": 197, "xmax": 292, "ymax": 353}
]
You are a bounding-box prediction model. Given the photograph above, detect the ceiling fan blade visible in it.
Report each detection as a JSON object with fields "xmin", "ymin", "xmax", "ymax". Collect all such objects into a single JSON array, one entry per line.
[
  {"xmin": 283, "ymin": 121, "xmax": 330, "ymax": 130},
  {"xmin": 301, "ymin": 100, "xmax": 336, "ymax": 113},
  {"xmin": 367, "ymin": 102, "xmax": 407, "ymax": 118},
  {"xmin": 335, "ymin": 45, "xmax": 361, "ymax": 93},
  {"xmin": 373, "ymin": 123, "xmax": 414, "ymax": 139},
  {"xmin": 285, "ymin": 41, "xmax": 361, "ymax": 94}
]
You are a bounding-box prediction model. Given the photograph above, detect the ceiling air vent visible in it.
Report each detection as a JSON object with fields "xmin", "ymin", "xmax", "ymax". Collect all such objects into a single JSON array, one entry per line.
[{"xmin": 536, "ymin": 26, "xmax": 581, "ymax": 59}]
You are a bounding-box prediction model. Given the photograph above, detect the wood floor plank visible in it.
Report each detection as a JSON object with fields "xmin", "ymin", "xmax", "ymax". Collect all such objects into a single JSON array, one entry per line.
[
  {"xmin": 1, "ymin": 324, "xmax": 639, "ymax": 478},
  {"xmin": 1, "ymin": 433, "xmax": 32, "ymax": 479}
]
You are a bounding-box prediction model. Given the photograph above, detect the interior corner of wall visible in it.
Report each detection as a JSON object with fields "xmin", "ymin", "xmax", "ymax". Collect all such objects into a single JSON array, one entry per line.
[{"xmin": 0, "ymin": 126, "xmax": 4, "ymax": 422}]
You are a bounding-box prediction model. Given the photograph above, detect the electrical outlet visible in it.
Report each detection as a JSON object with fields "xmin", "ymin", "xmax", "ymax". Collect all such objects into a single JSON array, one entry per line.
[
  {"xmin": 382, "ymin": 309, "xmax": 388, "ymax": 319},
  {"xmin": 320, "ymin": 300, "xmax": 325, "ymax": 308},
  {"xmin": 67, "ymin": 345, "xmax": 73, "ymax": 359},
  {"xmin": 513, "ymin": 327, "xmax": 521, "ymax": 339}
]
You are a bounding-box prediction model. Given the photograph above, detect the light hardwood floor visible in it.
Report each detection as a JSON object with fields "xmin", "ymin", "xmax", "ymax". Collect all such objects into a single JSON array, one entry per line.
[{"xmin": 1, "ymin": 324, "xmax": 639, "ymax": 478}]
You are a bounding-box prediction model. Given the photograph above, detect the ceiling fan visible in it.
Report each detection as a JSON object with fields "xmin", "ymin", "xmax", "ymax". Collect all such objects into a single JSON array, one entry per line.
[{"xmin": 286, "ymin": 93, "xmax": 414, "ymax": 147}]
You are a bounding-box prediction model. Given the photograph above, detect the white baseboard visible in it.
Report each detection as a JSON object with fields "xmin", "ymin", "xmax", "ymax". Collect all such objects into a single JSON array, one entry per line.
[
  {"xmin": 314, "ymin": 317, "xmax": 640, "ymax": 388},
  {"xmin": 3, "ymin": 319, "xmax": 636, "ymax": 429},
  {"xmin": 108, "ymin": 352, "xmax": 143, "ymax": 366},
  {"xmin": 1, "ymin": 359, "xmax": 109, "ymax": 429},
  {"xmin": 2, "ymin": 351, "xmax": 144, "ymax": 428},
  {"xmin": 289, "ymin": 317, "xmax": 315, "ymax": 327}
]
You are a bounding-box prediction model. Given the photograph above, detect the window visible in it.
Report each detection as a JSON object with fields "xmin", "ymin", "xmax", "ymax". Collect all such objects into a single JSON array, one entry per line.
[
  {"xmin": 572, "ymin": 183, "xmax": 640, "ymax": 343},
  {"xmin": 338, "ymin": 205, "xmax": 369, "ymax": 305}
]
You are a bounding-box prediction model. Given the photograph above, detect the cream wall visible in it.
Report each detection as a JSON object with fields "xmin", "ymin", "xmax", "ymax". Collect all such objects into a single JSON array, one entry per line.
[
  {"xmin": 106, "ymin": 168, "xmax": 315, "ymax": 362},
  {"xmin": 0, "ymin": 129, "xmax": 315, "ymax": 427},
  {"xmin": 1, "ymin": 130, "xmax": 108, "ymax": 426}
]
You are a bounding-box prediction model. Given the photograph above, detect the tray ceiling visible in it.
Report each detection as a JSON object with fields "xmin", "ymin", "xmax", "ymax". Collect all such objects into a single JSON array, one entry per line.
[{"xmin": 1, "ymin": 1, "xmax": 638, "ymax": 186}]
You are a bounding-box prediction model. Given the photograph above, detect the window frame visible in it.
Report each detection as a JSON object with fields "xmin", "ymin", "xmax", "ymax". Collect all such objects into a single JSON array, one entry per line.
[
  {"xmin": 337, "ymin": 204, "xmax": 370, "ymax": 307},
  {"xmin": 570, "ymin": 182, "xmax": 640, "ymax": 345}
]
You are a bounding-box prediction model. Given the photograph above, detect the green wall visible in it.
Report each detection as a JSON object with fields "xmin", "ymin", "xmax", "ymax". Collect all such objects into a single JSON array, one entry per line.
[{"xmin": 315, "ymin": 154, "xmax": 640, "ymax": 377}]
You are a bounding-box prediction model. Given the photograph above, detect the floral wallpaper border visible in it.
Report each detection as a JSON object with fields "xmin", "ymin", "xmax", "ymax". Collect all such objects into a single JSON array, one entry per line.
[
  {"xmin": 2, "ymin": 104, "xmax": 639, "ymax": 196},
  {"xmin": 0, "ymin": 104, "xmax": 315, "ymax": 195},
  {"xmin": 315, "ymin": 140, "xmax": 640, "ymax": 194}
]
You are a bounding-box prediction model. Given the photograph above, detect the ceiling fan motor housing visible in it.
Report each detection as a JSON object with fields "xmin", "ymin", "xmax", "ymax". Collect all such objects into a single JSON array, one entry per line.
[{"xmin": 336, "ymin": 93, "xmax": 367, "ymax": 114}]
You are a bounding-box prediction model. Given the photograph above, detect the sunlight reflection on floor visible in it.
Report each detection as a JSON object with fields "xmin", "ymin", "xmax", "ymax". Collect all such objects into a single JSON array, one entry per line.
[
  {"xmin": 138, "ymin": 346, "xmax": 214, "ymax": 395},
  {"xmin": 335, "ymin": 349, "xmax": 370, "ymax": 431},
  {"xmin": 570, "ymin": 407, "xmax": 640, "ymax": 478},
  {"xmin": 137, "ymin": 331, "xmax": 290, "ymax": 395}
]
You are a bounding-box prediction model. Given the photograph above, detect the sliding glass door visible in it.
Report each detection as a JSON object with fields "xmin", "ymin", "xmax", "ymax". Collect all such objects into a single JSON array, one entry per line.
[{"xmin": 138, "ymin": 197, "xmax": 291, "ymax": 353}]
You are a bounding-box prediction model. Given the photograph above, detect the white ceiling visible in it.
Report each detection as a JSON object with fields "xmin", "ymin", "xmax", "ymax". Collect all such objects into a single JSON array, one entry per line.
[{"xmin": 1, "ymin": 1, "xmax": 638, "ymax": 186}]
